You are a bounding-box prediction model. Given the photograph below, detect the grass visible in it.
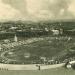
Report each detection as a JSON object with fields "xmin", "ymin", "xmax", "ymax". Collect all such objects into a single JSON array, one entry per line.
[
  {"xmin": 0, "ymin": 68, "xmax": 75, "ymax": 75},
  {"xmin": 2, "ymin": 36, "xmax": 75, "ymax": 64},
  {"xmin": 5, "ymin": 37, "xmax": 69, "ymax": 60}
]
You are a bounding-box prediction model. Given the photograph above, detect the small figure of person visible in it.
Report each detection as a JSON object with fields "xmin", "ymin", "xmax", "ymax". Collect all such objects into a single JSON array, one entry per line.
[
  {"xmin": 36, "ymin": 65, "xmax": 41, "ymax": 70},
  {"xmin": 38, "ymin": 65, "xmax": 40, "ymax": 70}
]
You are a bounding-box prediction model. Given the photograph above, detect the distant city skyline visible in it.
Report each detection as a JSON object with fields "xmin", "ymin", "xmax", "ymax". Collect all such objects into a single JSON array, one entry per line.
[{"xmin": 0, "ymin": 0, "xmax": 75, "ymax": 22}]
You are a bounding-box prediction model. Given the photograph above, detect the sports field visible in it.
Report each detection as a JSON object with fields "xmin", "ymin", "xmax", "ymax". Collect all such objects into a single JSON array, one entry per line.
[
  {"xmin": 0, "ymin": 35, "xmax": 75, "ymax": 65},
  {"xmin": 0, "ymin": 36, "xmax": 74, "ymax": 64}
]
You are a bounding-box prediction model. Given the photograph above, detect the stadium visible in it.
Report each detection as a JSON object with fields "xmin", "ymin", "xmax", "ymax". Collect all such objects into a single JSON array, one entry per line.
[
  {"xmin": 0, "ymin": 21, "xmax": 75, "ymax": 71},
  {"xmin": 1, "ymin": 0, "xmax": 75, "ymax": 74}
]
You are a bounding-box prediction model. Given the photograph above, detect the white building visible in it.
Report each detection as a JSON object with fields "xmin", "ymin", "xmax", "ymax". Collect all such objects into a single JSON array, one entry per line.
[
  {"xmin": 59, "ymin": 29, "xmax": 63, "ymax": 35},
  {"xmin": 51, "ymin": 29, "xmax": 60, "ymax": 35},
  {"xmin": 9, "ymin": 27, "xmax": 18, "ymax": 30},
  {"xmin": 45, "ymin": 28, "xmax": 49, "ymax": 32},
  {"xmin": 0, "ymin": 44, "xmax": 2, "ymax": 51}
]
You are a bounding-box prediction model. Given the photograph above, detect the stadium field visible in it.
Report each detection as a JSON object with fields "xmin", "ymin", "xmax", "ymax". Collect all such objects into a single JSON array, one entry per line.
[
  {"xmin": 1, "ymin": 36, "xmax": 73, "ymax": 64},
  {"xmin": 0, "ymin": 36, "xmax": 75, "ymax": 64}
]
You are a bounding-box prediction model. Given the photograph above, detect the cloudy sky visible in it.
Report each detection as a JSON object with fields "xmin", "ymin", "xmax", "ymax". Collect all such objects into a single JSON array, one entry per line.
[{"xmin": 0, "ymin": 0, "xmax": 75, "ymax": 21}]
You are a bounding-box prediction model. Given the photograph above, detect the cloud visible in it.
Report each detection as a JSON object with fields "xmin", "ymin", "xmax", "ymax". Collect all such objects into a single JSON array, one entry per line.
[
  {"xmin": 68, "ymin": 0, "xmax": 75, "ymax": 16},
  {"xmin": 26, "ymin": 0, "xmax": 73, "ymax": 20},
  {"xmin": 0, "ymin": 0, "xmax": 23, "ymax": 21},
  {"xmin": 3, "ymin": 0, "xmax": 27, "ymax": 15},
  {"xmin": 1, "ymin": 0, "xmax": 75, "ymax": 21}
]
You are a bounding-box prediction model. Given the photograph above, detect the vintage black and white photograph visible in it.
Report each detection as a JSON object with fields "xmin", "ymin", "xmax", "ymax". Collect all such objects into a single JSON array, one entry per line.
[{"xmin": 0, "ymin": 0, "xmax": 75, "ymax": 75}]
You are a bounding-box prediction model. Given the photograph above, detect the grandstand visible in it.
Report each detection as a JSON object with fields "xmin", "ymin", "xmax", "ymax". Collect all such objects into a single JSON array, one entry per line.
[{"xmin": 0, "ymin": 35, "xmax": 74, "ymax": 65}]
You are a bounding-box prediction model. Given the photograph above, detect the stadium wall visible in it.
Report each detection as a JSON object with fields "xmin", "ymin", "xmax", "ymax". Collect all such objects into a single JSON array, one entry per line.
[{"xmin": 0, "ymin": 63, "xmax": 64, "ymax": 70}]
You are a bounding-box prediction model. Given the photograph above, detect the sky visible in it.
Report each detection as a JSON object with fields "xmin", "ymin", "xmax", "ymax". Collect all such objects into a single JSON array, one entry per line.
[{"xmin": 0, "ymin": 0, "xmax": 75, "ymax": 21}]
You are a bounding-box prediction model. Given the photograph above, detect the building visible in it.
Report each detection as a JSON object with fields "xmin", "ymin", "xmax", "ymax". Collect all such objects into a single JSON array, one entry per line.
[{"xmin": 51, "ymin": 29, "xmax": 60, "ymax": 35}]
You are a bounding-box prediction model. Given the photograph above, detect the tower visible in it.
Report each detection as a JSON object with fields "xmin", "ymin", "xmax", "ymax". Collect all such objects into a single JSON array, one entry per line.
[
  {"xmin": 0, "ymin": 44, "xmax": 2, "ymax": 51},
  {"xmin": 14, "ymin": 34, "xmax": 18, "ymax": 42}
]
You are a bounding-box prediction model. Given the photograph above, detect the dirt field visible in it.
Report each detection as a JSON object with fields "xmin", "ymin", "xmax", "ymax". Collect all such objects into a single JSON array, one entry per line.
[{"xmin": 0, "ymin": 67, "xmax": 75, "ymax": 75}]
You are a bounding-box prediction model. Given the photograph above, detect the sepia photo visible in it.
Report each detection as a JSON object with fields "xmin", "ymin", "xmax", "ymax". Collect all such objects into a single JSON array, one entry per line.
[{"xmin": 0, "ymin": 0, "xmax": 75, "ymax": 75}]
